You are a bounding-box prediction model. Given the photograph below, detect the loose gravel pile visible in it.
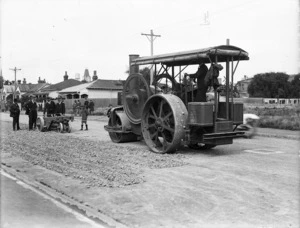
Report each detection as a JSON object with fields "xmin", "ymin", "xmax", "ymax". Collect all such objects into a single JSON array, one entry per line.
[{"xmin": 1, "ymin": 122, "xmax": 187, "ymax": 188}]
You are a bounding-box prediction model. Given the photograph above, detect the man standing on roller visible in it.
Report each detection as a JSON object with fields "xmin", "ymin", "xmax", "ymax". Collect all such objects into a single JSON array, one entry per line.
[{"xmin": 185, "ymin": 63, "xmax": 208, "ymax": 102}]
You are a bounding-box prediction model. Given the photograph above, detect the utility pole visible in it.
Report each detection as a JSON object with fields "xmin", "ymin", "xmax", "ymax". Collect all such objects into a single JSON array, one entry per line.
[
  {"xmin": 9, "ymin": 67, "xmax": 21, "ymax": 100},
  {"xmin": 141, "ymin": 29, "xmax": 161, "ymax": 84}
]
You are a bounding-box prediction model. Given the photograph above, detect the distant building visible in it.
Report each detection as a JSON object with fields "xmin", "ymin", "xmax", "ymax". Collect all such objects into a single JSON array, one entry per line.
[
  {"xmin": 38, "ymin": 71, "xmax": 84, "ymax": 98},
  {"xmin": 0, "ymin": 78, "xmax": 49, "ymax": 101},
  {"xmin": 75, "ymin": 73, "xmax": 80, "ymax": 81},
  {"xmin": 83, "ymin": 69, "xmax": 91, "ymax": 82},
  {"xmin": 236, "ymin": 76, "xmax": 253, "ymax": 98},
  {"xmin": 59, "ymin": 79, "xmax": 124, "ymax": 102}
]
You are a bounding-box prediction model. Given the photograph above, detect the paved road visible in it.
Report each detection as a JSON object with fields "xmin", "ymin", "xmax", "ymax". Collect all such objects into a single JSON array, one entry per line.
[{"xmin": 0, "ymin": 171, "xmax": 105, "ymax": 228}]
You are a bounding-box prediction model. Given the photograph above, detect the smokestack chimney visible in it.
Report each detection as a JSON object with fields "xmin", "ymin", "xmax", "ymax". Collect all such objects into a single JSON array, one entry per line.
[
  {"xmin": 129, "ymin": 54, "xmax": 139, "ymax": 75},
  {"xmin": 92, "ymin": 70, "xmax": 98, "ymax": 81},
  {"xmin": 64, "ymin": 71, "xmax": 68, "ymax": 81},
  {"xmin": 23, "ymin": 78, "xmax": 27, "ymax": 84}
]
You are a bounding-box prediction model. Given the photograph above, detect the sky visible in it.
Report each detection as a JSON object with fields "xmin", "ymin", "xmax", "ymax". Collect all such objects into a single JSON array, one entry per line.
[{"xmin": 1, "ymin": 0, "xmax": 299, "ymax": 84}]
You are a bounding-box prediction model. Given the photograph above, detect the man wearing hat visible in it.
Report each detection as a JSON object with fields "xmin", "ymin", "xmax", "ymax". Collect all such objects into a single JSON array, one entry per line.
[
  {"xmin": 25, "ymin": 95, "xmax": 38, "ymax": 130},
  {"xmin": 185, "ymin": 63, "xmax": 209, "ymax": 102},
  {"xmin": 44, "ymin": 97, "xmax": 56, "ymax": 117},
  {"xmin": 55, "ymin": 96, "xmax": 65, "ymax": 116},
  {"xmin": 10, "ymin": 98, "xmax": 21, "ymax": 131}
]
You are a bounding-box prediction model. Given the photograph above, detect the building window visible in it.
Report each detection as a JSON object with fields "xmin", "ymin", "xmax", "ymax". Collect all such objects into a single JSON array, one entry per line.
[{"xmin": 66, "ymin": 94, "xmax": 73, "ymax": 99}]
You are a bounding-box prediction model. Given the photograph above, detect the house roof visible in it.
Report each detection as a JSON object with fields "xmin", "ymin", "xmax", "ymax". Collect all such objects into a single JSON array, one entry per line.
[
  {"xmin": 87, "ymin": 79, "xmax": 124, "ymax": 90},
  {"xmin": 28, "ymin": 83, "xmax": 50, "ymax": 92},
  {"xmin": 59, "ymin": 81, "xmax": 94, "ymax": 94},
  {"xmin": 17, "ymin": 84, "xmax": 35, "ymax": 92},
  {"xmin": 41, "ymin": 79, "xmax": 83, "ymax": 92},
  {"xmin": 58, "ymin": 79, "xmax": 124, "ymax": 94},
  {"xmin": 236, "ymin": 78, "xmax": 253, "ymax": 84},
  {"xmin": 2, "ymin": 85, "xmax": 16, "ymax": 93}
]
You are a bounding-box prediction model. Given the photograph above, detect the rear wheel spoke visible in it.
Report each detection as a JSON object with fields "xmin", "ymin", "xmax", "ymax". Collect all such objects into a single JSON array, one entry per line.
[
  {"xmin": 162, "ymin": 124, "xmax": 175, "ymax": 133},
  {"xmin": 163, "ymin": 111, "xmax": 173, "ymax": 121},
  {"xmin": 159, "ymin": 100, "xmax": 165, "ymax": 118},
  {"xmin": 150, "ymin": 106, "xmax": 157, "ymax": 118},
  {"xmin": 147, "ymin": 123, "xmax": 156, "ymax": 129}
]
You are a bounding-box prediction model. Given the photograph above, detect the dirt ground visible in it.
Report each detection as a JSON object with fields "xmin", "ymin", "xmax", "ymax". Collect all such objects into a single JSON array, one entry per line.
[{"xmin": 1, "ymin": 113, "xmax": 299, "ymax": 228}]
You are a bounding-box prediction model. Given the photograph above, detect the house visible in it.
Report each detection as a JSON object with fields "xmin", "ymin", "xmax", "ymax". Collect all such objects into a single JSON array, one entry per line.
[
  {"xmin": 58, "ymin": 77, "xmax": 124, "ymax": 107},
  {"xmin": 39, "ymin": 72, "xmax": 84, "ymax": 98},
  {"xmin": 0, "ymin": 77, "xmax": 49, "ymax": 101},
  {"xmin": 236, "ymin": 76, "xmax": 253, "ymax": 98},
  {"xmin": 59, "ymin": 78, "xmax": 124, "ymax": 100}
]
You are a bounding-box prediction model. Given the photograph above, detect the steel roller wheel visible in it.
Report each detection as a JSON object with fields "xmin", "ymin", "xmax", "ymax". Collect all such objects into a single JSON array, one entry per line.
[
  {"xmin": 123, "ymin": 73, "xmax": 151, "ymax": 124},
  {"xmin": 108, "ymin": 115, "xmax": 138, "ymax": 143},
  {"xmin": 36, "ymin": 117, "xmax": 45, "ymax": 132},
  {"xmin": 141, "ymin": 94, "xmax": 188, "ymax": 153}
]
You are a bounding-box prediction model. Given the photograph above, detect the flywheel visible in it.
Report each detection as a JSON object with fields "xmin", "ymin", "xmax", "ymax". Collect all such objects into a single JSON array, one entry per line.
[{"xmin": 123, "ymin": 73, "xmax": 151, "ymax": 124}]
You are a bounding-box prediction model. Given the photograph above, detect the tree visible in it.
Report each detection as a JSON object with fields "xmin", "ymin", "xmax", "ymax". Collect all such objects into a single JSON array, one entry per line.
[
  {"xmin": 219, "ymin": 83, "xmax": 240, "ymax": 97},
  {"xmin": 126, "ymin": 66, "xmax": 151, "ymax": 85},
  {"xmin": 139, "ymin": 67, "xmax": 151, "ymax": 85},
  {"xmin": 248, "ymin": 72, "xmax": 290, "ymax": 98},
  {"xmin": 289, "ymin": 73, "xmax": 300, "ymax": 98}
]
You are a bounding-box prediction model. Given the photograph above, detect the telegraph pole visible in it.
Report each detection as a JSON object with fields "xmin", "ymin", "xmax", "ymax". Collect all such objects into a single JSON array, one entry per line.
[
  {"xmin": 9, "ymin": 67, "xmax": 21, "ymax": 100},
  {"xmin": 141, "ymin": 29, "xmax": 161, "ymax": 84}
]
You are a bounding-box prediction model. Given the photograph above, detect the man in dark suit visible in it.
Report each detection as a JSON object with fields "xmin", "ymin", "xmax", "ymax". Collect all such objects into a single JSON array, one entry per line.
[
  {"xmin": 44, "ymin": 97, "xmax": 56, "ymax": 117},
  {"xmin": 10, "ymin": 98, "xmax": 21, "ymax": 131},
  {"xmin": 25, "ymin": 95, "xmax": 38, "ymax": 130},
  {"xmin": 55, "ymin": 96, "xmax": 65, "ymax": 116},
  {"xmin": 185, "ymin": 63, "xmax": 209, "ymax": 102}
]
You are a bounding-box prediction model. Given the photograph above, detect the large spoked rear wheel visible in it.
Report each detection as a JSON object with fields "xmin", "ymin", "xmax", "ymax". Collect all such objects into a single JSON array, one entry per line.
[{"xmin": 141, "ymin": 94, "xmax": 188, "ymax": 153}]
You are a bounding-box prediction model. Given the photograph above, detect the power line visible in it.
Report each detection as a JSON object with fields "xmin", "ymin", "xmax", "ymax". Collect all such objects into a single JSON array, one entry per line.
[
  {"xmin": 141, "ymin": 30, "xmax": 161, "ymax": 84},
  {"xmin": 141, "ymin": 29, "xmax": 161, "ymax": 56},
  {"xmin": 9, "ymin": 67, "xmax": 21, "ymax": 100}
]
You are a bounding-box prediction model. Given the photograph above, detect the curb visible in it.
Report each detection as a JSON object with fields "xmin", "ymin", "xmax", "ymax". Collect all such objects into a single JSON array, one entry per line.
[
  {"xmin": 256, "ymin": 132, "xmax": 300, "ymax": 140},
  {"xmin": 1, "ymin": 164, "xmax": 128, "ymax": 228}
]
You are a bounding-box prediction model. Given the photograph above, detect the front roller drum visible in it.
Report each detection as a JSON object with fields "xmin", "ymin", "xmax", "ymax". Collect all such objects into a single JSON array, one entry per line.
[
  {"xmin": 141, "ymin": 94, "xmax": 188, "ymax": 153},
  {"xmin": 108, "ymin": 114, "xmax": 138, "ymax": 143}
]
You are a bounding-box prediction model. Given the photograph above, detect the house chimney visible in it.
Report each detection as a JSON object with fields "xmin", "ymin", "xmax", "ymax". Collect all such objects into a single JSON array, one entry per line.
[
  {"xmin": 64, "ymin": 71, "xmax": 68, "ymax": 81},
  {"xmin": 92, "ymin": 70, "xmax": 98, "ymax": 81},
  {"xmin": 23, "ymin": 78, "xmax": 27, "ymax": 84}
]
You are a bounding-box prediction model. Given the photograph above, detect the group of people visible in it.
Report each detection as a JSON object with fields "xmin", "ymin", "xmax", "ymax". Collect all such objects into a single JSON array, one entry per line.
[
  {"xmin": 9, "ymin": 95, "xmax": 92, "ymax": 131},
  {"xmin": 73, "ymin": 98, "xmax": 95, "ymax": 116},
  {"xmin": 9, "ymin": 95, "xmax": 66, "ymax": 131}
]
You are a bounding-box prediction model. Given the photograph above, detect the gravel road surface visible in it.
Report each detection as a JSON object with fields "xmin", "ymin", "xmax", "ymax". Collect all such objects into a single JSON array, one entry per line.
[{"xmin": 1, "ymin": 112, "xmax": 299, "ymax": 228}]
